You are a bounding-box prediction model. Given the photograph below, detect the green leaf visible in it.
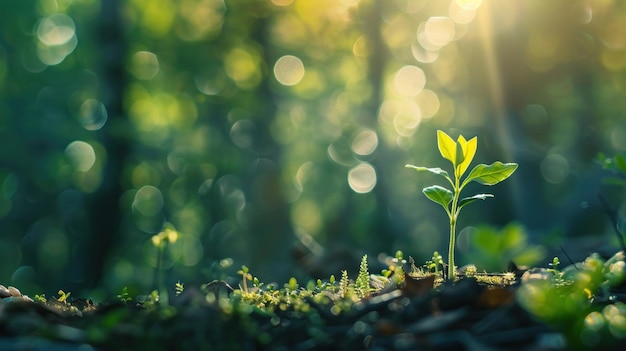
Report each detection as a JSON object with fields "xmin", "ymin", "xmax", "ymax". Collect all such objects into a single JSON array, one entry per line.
[
  {"xmin": 463, "ymin": 161, "xmax": 518, "ymax": 186},
  {"xmin": 456, "ymin": 136, "xmax": 477, "ymax": 178},
  {"xmin": 602, "ymin": 177, "xmax": 626, "ymax": 186},
  {"xmin": 437, "ymin": 130, "xmax": 457, "ymax": 167},
  {"xmin": 422, "ymin": 185, "xmax": 453, "ymax": 211},
  {"xmin": 616, "ymin": 154, "xmax": 626, "ymax": 174},
  {"xmin": 405, "ymin": 165, "xmax": 450, "ymax": 179},
  {"xmin": 455, "ymin": 141, "xmax": 465, "ymax": 170},
  {"xmin": 458, "ymin": 194, "xmax": 494, "ymax": 210}
]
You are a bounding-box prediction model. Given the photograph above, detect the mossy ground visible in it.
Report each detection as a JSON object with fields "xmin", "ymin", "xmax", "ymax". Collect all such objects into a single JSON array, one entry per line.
[{"xmin": 1, "ymin": 252, "xmax": 625, "ymax": 351}]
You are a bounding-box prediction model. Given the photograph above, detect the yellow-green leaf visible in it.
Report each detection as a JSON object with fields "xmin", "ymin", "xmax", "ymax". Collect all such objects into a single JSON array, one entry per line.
[
  {"xmin": 455, "ymin": 136, "xmax": 466, "ymax": 168},
  {"xmin": 456, "ymin": 136, "xmax": 477, "ymax": 178},
  {"xmin": 463, "ymin": 162, "xmax": 518, "ymax": 186},
  {"xmin": 437, "ymin": 130, "xmax": 456, "ymax": 166}
]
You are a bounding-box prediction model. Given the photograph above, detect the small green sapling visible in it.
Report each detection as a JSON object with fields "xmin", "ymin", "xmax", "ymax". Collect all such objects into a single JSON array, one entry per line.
[{"xmin": 406, "ymin": 130, "xmax": 518, "ymax": 280}]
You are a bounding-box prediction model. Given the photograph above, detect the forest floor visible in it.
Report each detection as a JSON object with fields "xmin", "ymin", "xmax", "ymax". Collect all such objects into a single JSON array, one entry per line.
[
  {"xmin": 3, "ymin": 252, "xmax": 626, "ymax": 351},
  {"xmin": 0, "ymin": 274, "xmax": 590, "ymax": 351}
]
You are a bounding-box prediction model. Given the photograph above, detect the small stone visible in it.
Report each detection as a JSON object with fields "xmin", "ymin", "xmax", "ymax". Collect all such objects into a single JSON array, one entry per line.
[
  {"xmin": 0, "ymin": 285, "xmax": 9, "ymax": 298},
  {"xmin": 7, "ymin": 286, "xmax": 21, "ymax": 297},
  {"xmin": 521, "ymin": 268, "xmax": 554, "ymax": 283}
]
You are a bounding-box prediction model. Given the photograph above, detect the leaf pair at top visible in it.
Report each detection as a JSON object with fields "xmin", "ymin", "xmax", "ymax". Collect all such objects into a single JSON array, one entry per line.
[
  {"xmin": 437, "ymin": 130, "xmax": 477, "ymax": 180},
  {"xmin": 405, "ymin": 130, "xmax": 518, "ymax": 213},
  {"xmin": 435, "ymin": 130, "xmax": 517, "ymax": 188}
]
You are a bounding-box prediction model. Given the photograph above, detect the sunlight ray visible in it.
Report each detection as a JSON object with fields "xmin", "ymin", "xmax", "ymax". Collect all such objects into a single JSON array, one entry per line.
[{"xmin": 475, "ymin": 2, "xmax": 522, "ymax": 214}]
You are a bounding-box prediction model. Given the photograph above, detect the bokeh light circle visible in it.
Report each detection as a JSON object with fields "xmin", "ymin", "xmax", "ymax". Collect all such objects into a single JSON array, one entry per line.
[
  {"xmin": 352, "ymin": 129, "xmax": 378, "ymax": 156},
  {"xmin": 133, "ymin": 185, "xmax": 164, "ymax": 216},
  {"xmin": 455, "ymin": 0, "xmax": 483, "ymax": 11},
  {"xmin": 394, "ymin": 65, "xmax": 426, "ymax": 97},
  {"xmin": 273, "ymin": 55, "xmax": 305, "ymax": 86},
  {"xmin": 423, "ymin": 17, "xmax": 456, "ymax": 47},
  {"xmin": 348, "ymin": 162, "xmax": 377, "ymax": 193},
  {"xmin": 540, "ymin": 154, "xmax": 569, "ymax": 184},
  {"xmin": 65, "ymin": 141, "xmax": 96, "ymax": 172},
  {"xmin": 78, "ymin": 99, "xmax": 108, "ymax": 131},
  {"xmin": 37, "ymin": 14, "xmax": 75, "ymax": 46},
  {"xmin": 130, "ymin": 51, "xmax": 160, "ymax": 80}
]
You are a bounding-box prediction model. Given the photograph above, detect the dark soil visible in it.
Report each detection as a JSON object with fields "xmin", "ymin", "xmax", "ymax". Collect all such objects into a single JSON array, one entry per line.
[{"xmin": 0, "ymin": 276, "xmax": 575, "ymax": 351}]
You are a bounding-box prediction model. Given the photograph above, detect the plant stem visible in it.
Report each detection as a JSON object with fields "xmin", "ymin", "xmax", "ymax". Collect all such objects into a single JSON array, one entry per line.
[
  {"xmin": 448, "ymin": 177, "xmax": 461, "ymax": 281},
  {"xmin": 155, "ymin": 243, "xmax": 169, "ymax": 305},
  {"xmin": 448, "ymin": 216, "xmax": 456, "ymax": 280}
]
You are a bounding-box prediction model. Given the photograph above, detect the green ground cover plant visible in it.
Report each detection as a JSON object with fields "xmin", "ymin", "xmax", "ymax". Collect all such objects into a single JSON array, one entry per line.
[
  {"xmin": 517, "ymin": 252, "xmax": 626, "ymax": 349},
  {"xmin": 463, "ymin": 223, "xmax": 545, "ymax": 272}
]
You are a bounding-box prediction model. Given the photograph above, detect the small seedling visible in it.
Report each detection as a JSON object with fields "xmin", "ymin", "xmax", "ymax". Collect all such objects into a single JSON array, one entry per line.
[
  {"xmin": 285, "ymin": 277, "xmax": 299, "ymax": 291},
  {"xmin": 151, "ymin": 223, "xmax": 179, "ymax": 305},
  {"xmin": 426, "ymin": 251, "xmax": 444, "ymax": 276},
  {"xmin": 57, "ymin": 290, "xmax": 71, "ymax": 303},
  {"xmin": 382, "ymin": 250, "xmax": 407, "ymax": 286},
  {"xmin": 339, "ymin": 270, "xmax": 349, "ymax": 298},
  {"xmin": 144, "ymin": 290, "xmax": 160, "ymax": 308},
  {"xmin": 548, "ymin": 256, "xmax": 561, "ymax": 274},
  {"xmin": 117, "ymin": 286, "xmax": 132, "ymax": 304},
  {"xmin": 237, "ymin": 265, "xmax": 253, "ymax": 293},
  {"xmin": 355, "ymin": 255, "xmax": 372, "ymax": 298},
  {"xmin": 406, "ymin": 130, "xmax": 518, "ymax": 280},
  {"xmin": 175, "ymin": 281, "xmax": 184, "ymax": 296},
  {"xmin": 327, "ymin": 274, "xmax": 338, "ymax": 293}
]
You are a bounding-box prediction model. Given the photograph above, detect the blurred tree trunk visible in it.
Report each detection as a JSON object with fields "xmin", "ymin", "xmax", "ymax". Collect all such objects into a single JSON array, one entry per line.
[
  {"xmin": 313, "ymin": 1, "xmax": 397, "ymax": 269},
  {"xmin": 85, "ymin": 0, "xmax": 129, "ymax": 288},
  {"xmin": 363, "ymin": 0, "xmax": 398, "ymax": 250},
  {"xmin": 336, "ymin": 1, "xmax": 398, "ymax": 253},
  {"xmin": 244, "ymin": 11, "xmax": 294, "ymax": 282}
]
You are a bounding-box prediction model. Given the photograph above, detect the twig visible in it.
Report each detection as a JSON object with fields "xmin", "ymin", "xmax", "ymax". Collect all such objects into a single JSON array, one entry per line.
[
  {"xmin": 559, "ymin": 246, "xmax": 579, "ymax": 271},
  {"xmin": 598, "ymin": 194, "xmax": 626, "ymax": 252}
]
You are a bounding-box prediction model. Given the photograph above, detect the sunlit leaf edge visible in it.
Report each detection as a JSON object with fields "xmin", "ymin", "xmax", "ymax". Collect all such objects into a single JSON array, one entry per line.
[
  {"xmin": 405, "ymin": 164, "xmax": 450, "ymax": 179},
  {"xmin": 437, "ymin": 130, "xmax": 457, "ymax": 166},
  {"xmin": 463, "ymin": 161, "xmax": 518, "ymax": 186},
  {"xmin": 456, "ymin": 136, "xmax": 477, "ymax": 178},
  {"xmin": 458, "ymin": 193, "xmax": 494, "ymax": 210}
]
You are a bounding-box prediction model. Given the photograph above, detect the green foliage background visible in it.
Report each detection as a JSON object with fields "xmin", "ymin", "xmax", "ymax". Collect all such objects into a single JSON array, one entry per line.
[{"xmin": 1, "ymin": 0, "xmax": 626, "ymax": 296}]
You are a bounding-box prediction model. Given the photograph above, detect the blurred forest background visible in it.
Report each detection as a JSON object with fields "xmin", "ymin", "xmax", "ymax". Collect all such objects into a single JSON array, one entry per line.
[{"xmin": 1, "ymin": 0, "xmax": 626, "ymax": 298}]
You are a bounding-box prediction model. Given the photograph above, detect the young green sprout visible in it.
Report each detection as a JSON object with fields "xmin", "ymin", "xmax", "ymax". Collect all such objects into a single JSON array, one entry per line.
[
  {"xmin": 237, "ymin": 265, "xmax": 253, "ymax": 293},
  {"xmin": 151, "ymin": 223, "xmax": 179, "ymax": 305},
  {"xmin": 406, "ymin": 130, "xmax": 518, "ymax": 281}
]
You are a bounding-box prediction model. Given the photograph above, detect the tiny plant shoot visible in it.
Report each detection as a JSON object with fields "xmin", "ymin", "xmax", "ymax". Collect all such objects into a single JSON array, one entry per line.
[{"xmin": 406, "ymin": 130, "xmax": 518, "ymax": 281}]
